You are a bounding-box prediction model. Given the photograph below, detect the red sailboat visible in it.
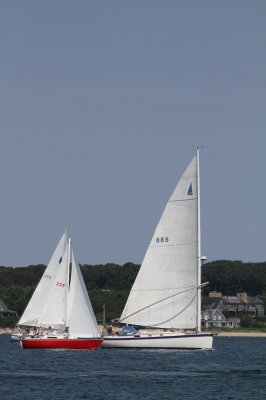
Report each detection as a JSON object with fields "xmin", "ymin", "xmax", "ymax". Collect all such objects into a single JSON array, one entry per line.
[{"xmin": 18, "ymin": 232, "xmax": 102, "ymax": 350}]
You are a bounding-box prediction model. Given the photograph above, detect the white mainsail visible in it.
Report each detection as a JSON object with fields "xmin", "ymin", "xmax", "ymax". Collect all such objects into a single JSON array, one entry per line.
[
  {"xmin": 120, "ymin": 154, "xmax": 199, "ymax": 330},
  {"xmin": 18, "ymin": 232, "xmax": 68, "ymax": 327},
  {"xmin": 38, "ymin": 245, "xmax": 69, "ymax": 328},
  {"xmin": 67, "ymin": 249, "xmax": 100, "ymax": 337}
]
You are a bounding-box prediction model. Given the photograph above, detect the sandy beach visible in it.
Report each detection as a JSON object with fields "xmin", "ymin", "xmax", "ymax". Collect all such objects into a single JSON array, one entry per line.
[{"xmin": 218, "ymin": 331, "xmax": 266, "ymax": 337}]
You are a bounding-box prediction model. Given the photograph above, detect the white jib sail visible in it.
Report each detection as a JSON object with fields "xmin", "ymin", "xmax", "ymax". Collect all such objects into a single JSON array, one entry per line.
[
  {"xmin": 67, "ymin": 249, "xmax": 100, "ymax": 338},
  {"xmin": 18, "ymin": 232, "xmax": 68, "ymax": 327},
  {"xmin": 120, "ymin": 154, "xmax": 199, "ymax": 329}
]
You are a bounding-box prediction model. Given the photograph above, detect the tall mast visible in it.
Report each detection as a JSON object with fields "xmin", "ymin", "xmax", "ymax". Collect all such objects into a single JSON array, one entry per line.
[
  {"xmin": 196, "ymin": 147, "xmax": 201, "ymax": 332},
  {"xmin": 65, "ymin": 237, "xmax": 71, "ymax": 328}
]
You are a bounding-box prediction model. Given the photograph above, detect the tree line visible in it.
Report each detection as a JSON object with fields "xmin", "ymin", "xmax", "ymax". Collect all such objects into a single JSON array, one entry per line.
[{"xmin": 0, "ymin": 260, "xmax": 266, "ymax": 327}]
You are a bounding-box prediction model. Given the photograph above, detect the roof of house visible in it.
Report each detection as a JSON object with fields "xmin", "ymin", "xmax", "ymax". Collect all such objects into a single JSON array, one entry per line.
[
  {"xmin": 0, "ymin": 298, "xmax": 17, "ymax": 314},
  {"xmin": 202, "ymin": 308, "xmax": 225, "ymax": 320},
  {"xmin": 223, "ymin": 295, "xmax": 263, "ymax": 305},
  {"xmin": 202, "ymin": 297, "xmax": 223, "ymax": 310},
  {"xmin": 0, "ymin": 298, "xmax": 9, "ymax": 311}
]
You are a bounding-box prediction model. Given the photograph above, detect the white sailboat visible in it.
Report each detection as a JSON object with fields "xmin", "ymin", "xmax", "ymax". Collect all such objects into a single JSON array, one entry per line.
[
  {"xmin": 19, "ymin": 232, "xmax": 102, "ymax": 350},
  {"xmin": 102, "ymin": 149, "xmax": 213, "ymax": 349}
]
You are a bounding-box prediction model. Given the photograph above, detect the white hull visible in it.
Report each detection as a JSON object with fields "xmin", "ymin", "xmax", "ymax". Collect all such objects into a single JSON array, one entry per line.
[{"xmin": 101, "ymin": 333, "xmax": 213, "ymax": 350}]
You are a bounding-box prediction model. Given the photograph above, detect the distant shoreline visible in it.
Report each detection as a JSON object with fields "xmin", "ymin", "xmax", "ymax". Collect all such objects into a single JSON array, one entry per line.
[
  {"xmin": 217, "ymin": 331, "xmax": 266, "ymax": 337},
  {"xmin": 1, "ymin": 327, "xmax": 266, "ymax": 337}
]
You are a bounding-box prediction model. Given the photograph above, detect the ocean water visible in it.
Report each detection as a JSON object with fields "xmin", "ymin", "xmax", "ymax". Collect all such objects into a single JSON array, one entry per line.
[{"xmin": 0, "ymin": 335, "xmax": 266, "ymax": 400}]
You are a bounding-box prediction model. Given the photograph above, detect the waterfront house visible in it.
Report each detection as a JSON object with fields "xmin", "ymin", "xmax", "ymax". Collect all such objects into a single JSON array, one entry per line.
[
  {"xmin": 201, "ymin": 294, "xmax": 240, "ymax": 328},
  {"xmin": 222, "ymin": 292, "xmax": 264, "ymax": 317},
  {"xmin": 0, "ymin": 298, "xmax": 17, "ymax": 318}
]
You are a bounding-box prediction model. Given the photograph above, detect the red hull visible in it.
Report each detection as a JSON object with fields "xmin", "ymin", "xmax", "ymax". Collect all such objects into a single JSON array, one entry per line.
[{"xmin": 21, "ymin": 338, "xmax": 103, "ymax": 350}]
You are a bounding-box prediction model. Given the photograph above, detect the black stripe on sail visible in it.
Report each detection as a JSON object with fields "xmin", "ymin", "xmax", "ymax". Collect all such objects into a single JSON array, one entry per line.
[{"xmin": 187, "ymin": 183, "xmax": 193, "ymax": 196}]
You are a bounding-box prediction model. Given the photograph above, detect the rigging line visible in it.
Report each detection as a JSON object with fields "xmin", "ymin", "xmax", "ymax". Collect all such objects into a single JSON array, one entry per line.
[
  {"xmin": 131, "ymin": 283, "xmax": 209, "ymax": 293},
  {"xmin": 120, "ymin": 282, "xmax": 208, "ymax": 323},
  {"xmin": 168, "ymin": 197, "xmax": 197, "ymax": 203},
  {"xmin": 131, "ymin": 284, "xmax": 199, "ymax": 292},
  {"xmin": 139, "ymin": 292, "xmax": 197, "ymax": 328}
]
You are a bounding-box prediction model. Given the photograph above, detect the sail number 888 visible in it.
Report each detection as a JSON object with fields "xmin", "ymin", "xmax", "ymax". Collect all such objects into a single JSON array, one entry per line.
[{"xmin": 156, "ymin": 237, "xmax": 169, "ymax": 243}]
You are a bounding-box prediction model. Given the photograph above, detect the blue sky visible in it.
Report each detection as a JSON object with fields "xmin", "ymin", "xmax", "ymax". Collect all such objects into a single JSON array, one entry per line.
[{"xmin": 0, "ymin": 1, "xmax": 265, "ymax": 266}]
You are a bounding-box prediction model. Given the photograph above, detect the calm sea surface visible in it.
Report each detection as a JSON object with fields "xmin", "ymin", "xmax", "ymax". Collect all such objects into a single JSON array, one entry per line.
[{"xmin": 0, "ymin": 335, "xmax": 266, "ymax": 400}]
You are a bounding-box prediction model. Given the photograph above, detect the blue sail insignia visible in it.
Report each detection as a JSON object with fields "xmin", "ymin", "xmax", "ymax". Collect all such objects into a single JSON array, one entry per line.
[{"xmin": 187, "ymin": 183, "xmax": 193, "ymax": 196}]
